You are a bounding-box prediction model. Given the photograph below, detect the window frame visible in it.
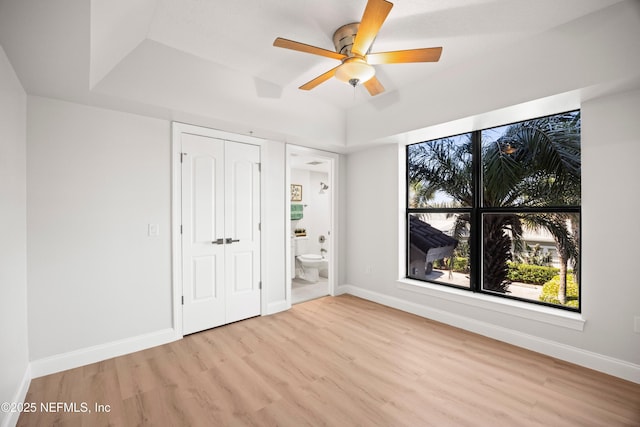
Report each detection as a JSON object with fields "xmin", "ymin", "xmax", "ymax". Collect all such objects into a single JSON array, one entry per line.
[{"xmin": 405, "ymin": 111, "xmax": 581, "ymax": 312}]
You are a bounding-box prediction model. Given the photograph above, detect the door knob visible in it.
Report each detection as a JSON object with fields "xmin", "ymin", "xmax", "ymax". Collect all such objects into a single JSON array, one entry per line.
[
  {"xmin": 226, "ymin": 238, "xmax": 240, "ymax": 244},
  {"xmin": 212, "ymin": 238, "xmax": 224, "ymax": 244}
]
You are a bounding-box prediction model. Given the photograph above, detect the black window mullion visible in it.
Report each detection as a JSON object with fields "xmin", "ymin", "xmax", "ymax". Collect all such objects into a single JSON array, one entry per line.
[{"xmin": 470, "ymin": 130, "xmax": 482, "ymax": 292}]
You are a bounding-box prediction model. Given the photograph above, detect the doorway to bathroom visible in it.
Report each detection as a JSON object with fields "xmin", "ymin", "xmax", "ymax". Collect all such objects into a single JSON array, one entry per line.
[{"xmin": 286, "ymin": 145, "xmax": 338, "ymax": 305}]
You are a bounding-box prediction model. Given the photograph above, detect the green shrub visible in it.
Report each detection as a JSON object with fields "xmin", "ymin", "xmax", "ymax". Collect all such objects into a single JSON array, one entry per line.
[
  {"xmin": 507, "ymin": 262, "xmax": 559, "ymax": 285},
  {"xmin": 433, "ymin": 257, "xmax": 469, "ymax": 274},
  {"xmin": 453, "ymin": 257, "xmax": 469, "ymax": 274},
  {"xmin": 434, "ymin": 259, "xmax": 447, "ymax": 269},
  {"xmin": 539, "ymin": 274, "xmax": 579, "ymax": 308}
]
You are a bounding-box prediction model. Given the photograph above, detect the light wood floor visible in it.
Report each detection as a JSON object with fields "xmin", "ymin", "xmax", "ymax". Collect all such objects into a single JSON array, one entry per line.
[{"xmin": 19, "ymin": 295, "xmax": 640, "ymax": 426}]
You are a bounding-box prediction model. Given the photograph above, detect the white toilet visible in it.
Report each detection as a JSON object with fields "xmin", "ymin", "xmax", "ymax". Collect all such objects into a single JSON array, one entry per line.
[{"xmin": 294, "ymin": 237, "xmax": 328, "ymax": 283}]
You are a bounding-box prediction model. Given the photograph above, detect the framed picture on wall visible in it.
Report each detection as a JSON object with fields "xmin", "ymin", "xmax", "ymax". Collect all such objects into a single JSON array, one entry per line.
[{"xmin": 291, "ymin": 184, "xmax": 302, "ymax": 201}]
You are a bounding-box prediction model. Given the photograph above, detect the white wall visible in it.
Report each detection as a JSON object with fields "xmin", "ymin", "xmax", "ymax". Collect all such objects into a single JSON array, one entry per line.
[
  {"xmin": 291, "ymin": 169, "xmax": 330, "ymax": 256},
  {"xmin": 0, "ymin": 46, "xmax": 29, "ymax": 427},
  {"xmin": 581, "ymin": 88, "xmax": 640, "ymax": 362},
  {"xmin": 27, "ymin": 96, "xmax": 173, "ymax": 361},
  {"xmin": 345, "ymin": 144, "xmax": 400, "ymax": 290},
  {"xmin": 344, "ymin": 88, "xmax": 640, "ymax": 382},
  {"xmin": 309, "ymin": 171, "xmax": 331, "ymax": 256}
]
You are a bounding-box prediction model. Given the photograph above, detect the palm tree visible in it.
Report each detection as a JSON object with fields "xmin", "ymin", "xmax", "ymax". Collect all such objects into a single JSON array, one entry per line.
[
  {"xmin": 501, "ymin": 112, "xmax": 581, "ymax": 303},
  {"xmin": 408, "ymin": 111, "xmax": 581, "ymax": 297},
  {"xmin": 520, "ymin": 213, "xmax": 579, "ymax": 303},
  {"xmin": 481, "ymin": 213, "xmax": 522, "ymax": 292},
  {"xmin": 408, "ymin": 135, "xmax": 473, "ymax": 208}
]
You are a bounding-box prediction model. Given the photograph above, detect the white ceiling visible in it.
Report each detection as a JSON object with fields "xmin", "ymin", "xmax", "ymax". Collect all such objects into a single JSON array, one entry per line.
[
  {"xmin": 290, "ymin": 153, "xmax": 331, "ymax": 173},
  {"xmin": 143, "ymin": 0, "xmax": 619, "ymax": 105},
  {"xmin": 1, "ymin": 0, "xmax": 639, "ymax": 151}
]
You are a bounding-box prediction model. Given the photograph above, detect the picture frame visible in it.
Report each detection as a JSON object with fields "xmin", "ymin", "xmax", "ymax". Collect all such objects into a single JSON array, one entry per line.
[{"xmin": 291, "ymin": 184, "xmax": 302, "ymax": 201}]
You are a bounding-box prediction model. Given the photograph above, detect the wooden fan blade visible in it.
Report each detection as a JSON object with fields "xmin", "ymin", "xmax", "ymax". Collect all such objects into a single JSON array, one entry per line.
[
  {"xmin": 363, "ymin": 76, "xmax": 385, "ymax": 96},
  {"xmin": 299, "ymin": 65, "xmax": 340, "ymax": 90},
  {"xmin": 367, "ymin": 47, "xmax": 443, "ymax": 64},
  {"xmin": 352, "ymin": 0, "xmax": 393, "ymax": 57},
  {"xmin": 273, "ymin": 38, "xmax": 346, "ymax": 61}
]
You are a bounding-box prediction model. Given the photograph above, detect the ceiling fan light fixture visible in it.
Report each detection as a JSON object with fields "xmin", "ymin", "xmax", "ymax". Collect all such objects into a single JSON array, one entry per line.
[
  {"xmin": 334, "ymin": 57, "xmax": 375, "ymax": 86},
  {"xmin": 273, "ymin": 0, "xmax": 442, "ymax": 96}
]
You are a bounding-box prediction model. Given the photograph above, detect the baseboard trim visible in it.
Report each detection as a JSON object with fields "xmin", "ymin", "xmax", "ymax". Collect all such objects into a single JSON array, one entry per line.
[
  {"xmin": 334, "ymin": 284, "xmax": 350, "ymax": 296},
  {"xmin": 339, "ymin": 284, "xmax": 640, "ymax": 384},
  {"xmin": 30, "ymin": 328, "xmax": 180, "ymax": 378},
  {"xmin": 1, "ymin": 365, "xmax": 31, "ymax": 427},
  {"xmin": 24, "ymin": 287, "xmax": 640, "ymax": 383}
]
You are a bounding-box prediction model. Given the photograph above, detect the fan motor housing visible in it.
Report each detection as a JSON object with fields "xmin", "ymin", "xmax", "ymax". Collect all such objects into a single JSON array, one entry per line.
[{"xmin": 332, "ymin": 23, "xmax": 361, "ymax": 57}]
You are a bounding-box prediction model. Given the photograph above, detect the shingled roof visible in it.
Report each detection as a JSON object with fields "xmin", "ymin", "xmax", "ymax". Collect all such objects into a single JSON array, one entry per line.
[{"xmin": 409, "ymin": 216, "xmax": 458, "ymax": 253}]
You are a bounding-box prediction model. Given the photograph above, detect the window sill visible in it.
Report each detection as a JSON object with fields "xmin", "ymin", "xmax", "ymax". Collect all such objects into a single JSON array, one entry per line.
[{"xmin": 396, "ymin": 278, "xmax": 585, "ymax": 331}]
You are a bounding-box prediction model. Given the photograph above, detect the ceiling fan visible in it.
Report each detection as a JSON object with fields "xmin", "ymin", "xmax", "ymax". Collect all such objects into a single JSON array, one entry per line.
[{"xmin": 273, "ymin": 0, "xmax": 442, "ymax": 96}]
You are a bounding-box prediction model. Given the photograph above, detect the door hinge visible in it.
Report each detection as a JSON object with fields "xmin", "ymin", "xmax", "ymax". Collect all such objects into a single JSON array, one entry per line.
[
  {"xmin": 258, "ymin": 222, "xmax": 261, "ymax": 231},
  {"xmin": 258, "ymin": 281, "xmax": 262, "ymax": 290},
  {"xmin": 180, "ymin": 225, "xmax": 183, "ymax": 234},
  {"xmin": 181, "ymin": 296, "xmax": 184, "ymax": 305},
  {"xmin": 180, "ymin": 152, "xmax": 187, "ymax": 163},
  {"xmin": 257, "ymin": 162, "xmax": 261, "ymax": 172}
]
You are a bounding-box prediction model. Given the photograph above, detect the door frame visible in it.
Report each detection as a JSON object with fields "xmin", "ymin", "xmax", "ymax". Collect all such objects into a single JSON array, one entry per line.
[
  {"xmin": 286, "ymin": 144, "xmax": 339, "ymax": 304},
  {"xmin": 171, "ymin": 122, "xmax": 265, "ymax": 337}
]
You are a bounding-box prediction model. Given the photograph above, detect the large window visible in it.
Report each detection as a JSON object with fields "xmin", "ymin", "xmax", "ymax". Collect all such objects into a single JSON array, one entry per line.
[{"xmin": 406, "ymin": 111, "xmax": 581, "ymax": 311}]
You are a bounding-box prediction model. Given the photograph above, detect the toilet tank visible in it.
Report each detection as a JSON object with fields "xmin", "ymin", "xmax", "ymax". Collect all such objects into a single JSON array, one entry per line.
[{"xmin": 294, "ymin": 237, "xmax": 309, "ymax": 255}]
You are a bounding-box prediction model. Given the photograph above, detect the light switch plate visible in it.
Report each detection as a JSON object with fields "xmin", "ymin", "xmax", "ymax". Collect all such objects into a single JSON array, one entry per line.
[{"xmin": 148, "ymin": 224, "xmax": 159, "ymax": 237}]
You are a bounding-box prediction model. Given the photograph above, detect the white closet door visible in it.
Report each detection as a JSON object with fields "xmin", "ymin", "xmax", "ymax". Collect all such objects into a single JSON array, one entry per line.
[
  {"xmin": 181, "ymin": 135, "xmax": 261, "ymax": 335},
  {"xmin": 182, "ymin": 134, "xmax": 226, "ymax": 334},
  {"xmin": 224, "ymin": 142, "xmax": 261, "ymax": 324}
]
